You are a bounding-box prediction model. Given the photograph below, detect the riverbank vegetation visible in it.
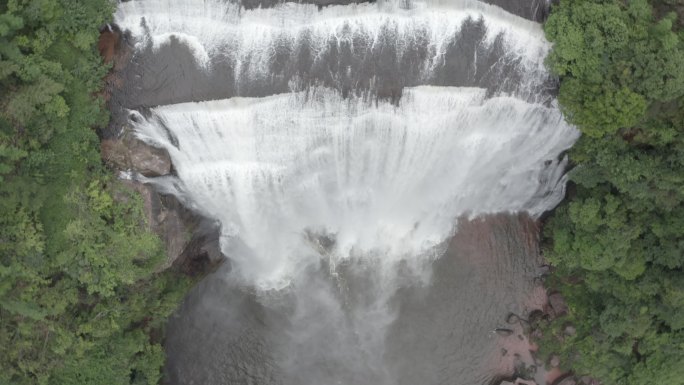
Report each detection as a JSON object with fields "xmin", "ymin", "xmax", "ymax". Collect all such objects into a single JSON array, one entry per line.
[
  {"xmin": 541, "ymin": 0, "xmax": 684, "ymax": 383},
  {"xmin": 0, "ymin": 1, "xmax": 189, "ymax": 384}
]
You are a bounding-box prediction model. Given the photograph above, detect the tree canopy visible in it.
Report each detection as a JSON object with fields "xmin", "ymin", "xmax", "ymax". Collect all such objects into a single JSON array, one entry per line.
[
  {"xmin": 0, "ymin": 1, "xmax": 189, "ymax": 384},
  {"xmin": 541, "ymin": 1, "xmax": 684, "ymax": 384}
]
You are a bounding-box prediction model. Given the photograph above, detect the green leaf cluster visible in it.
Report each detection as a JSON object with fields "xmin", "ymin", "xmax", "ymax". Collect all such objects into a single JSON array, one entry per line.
[
  {"xmin": 0, "ymin": 1, "xmax": 190, "ymax": 384},
  {"xmin": 545, "ymin": 0, "xmax": 684, "ymax": 137},
  {"xmin": 542, "ymin": 1, "xmax": 684, "ymax": 384}
]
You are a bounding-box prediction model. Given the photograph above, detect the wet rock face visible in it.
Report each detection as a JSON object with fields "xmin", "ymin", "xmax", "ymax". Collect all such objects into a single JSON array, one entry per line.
[
  {"xmin": 157, "ymin": 194, "xmax": 224, "ymax": 275},
  {"xmin": 127, "ymin": 139, "xmax": 172, "ymax": 176},
  {"xmin": 98, "ymin": 28, "xmax": 120, "ymax": 64},
  {"xmin": 101, "ymin": 135, "xmax": 172, "ymax": 177}
]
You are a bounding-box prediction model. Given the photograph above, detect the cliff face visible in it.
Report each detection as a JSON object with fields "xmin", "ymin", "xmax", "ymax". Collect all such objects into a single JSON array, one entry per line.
[{"xmin": 97, "ymin": 26, "xmax": 224, "ymax": 276}]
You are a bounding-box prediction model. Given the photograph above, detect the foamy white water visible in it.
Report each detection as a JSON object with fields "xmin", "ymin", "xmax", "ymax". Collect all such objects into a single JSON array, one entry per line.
[{"xmin": 131, "ymin": 86, "xmax": 577, "ymax": 288}]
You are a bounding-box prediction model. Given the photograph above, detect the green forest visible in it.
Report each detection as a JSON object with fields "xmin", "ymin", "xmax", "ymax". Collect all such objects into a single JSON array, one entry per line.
[
  {"xmin": 540, "ymin": 0, "xmax": 684, "ymax": 384},
  {"xmin": 0, "ymin": 1, "xmax": 189, "ymax": 384},
  {"xmin": 2, "ymin": 0, "xmax": 684, "ymax": 384}
]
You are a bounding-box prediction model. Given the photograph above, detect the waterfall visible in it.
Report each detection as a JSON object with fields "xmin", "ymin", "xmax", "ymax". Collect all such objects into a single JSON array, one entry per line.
[
  {"xmin": 115, "ymin": 1, "xmax": 578, "ymax": 383},
  {"xmin": 131, "ymin": 86, "xmax": 575, "ymax": 288},
  {"xmin": 116, "ymin": 0, "xmax": 556, "ymax": 100},
  {"xmin": 117, "ymin": 0, "xmax": 577, "ymax": 287}
]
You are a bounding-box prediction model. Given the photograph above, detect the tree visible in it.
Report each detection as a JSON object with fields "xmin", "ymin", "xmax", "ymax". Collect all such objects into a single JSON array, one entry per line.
[
  {"xmin": 0, "ymin": 1, "xmax": 191, "ymax": 384},
  {"xmin": 542, "ymin": 1, "xmax": 684, "ymax": 384}
]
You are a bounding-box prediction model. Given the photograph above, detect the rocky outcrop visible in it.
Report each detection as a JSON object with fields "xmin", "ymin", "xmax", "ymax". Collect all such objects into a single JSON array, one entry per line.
[
  {"xmin": 111, "ymin": 177, "xmax": 223, "ymax": 275},
  {"xmin": 98, "ymin": 25, "xmax": 121, "ymax": 64},
  {"xmin": 98, "ymin": 25, "xmax": 131, "ymax": 103},
  {"xmin": 156, "ymin": 193, "xmax": 224, "ymax": 275},
  {"xmin": 546, "ymin": 292, "xmax": 568, "ymax": 318},
  {"xmin": 549, "ymin": 355, "xmax": 560, "ymax": 368},
  {"xmin": 101, "ymin": 132, "xmax": 172, "ymax": 177},
  {"xmin": 499, "ymin": 379, "xmax": 538, "ymax": 385},
  {"xmin": 99, "ymin": 26, "xmax": 225, "ymax": 275},
  {"xmin": 496, "ymin": 286, "xmax": 605, "ymax": 385}
]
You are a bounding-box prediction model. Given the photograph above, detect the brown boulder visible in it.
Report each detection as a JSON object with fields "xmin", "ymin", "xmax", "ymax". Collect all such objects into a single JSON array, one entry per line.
[
  {"xmin": 127, "ymin": 139, "xmax": 172, "ymax": 176},
  {"xmin": 101, "ymin": 136, "xmax": 171, "ymax": 177},
  {"xmin": 549, "ymin": 354, "xmax": 561, "ymax": 368},
  {"xmin": 98, "ymin": 27, "xmax": 119, "ymax": 64},
  {"xmin": 563, "ymin": 324, "xmax": 577, "ymax": 337},
  {"xmin": 507, "ymin": 313, "xmax": 520, "ymax": 324},
  {"xmin": 548, "ymin": 292, "xmax": 568, "ymax": 318}
]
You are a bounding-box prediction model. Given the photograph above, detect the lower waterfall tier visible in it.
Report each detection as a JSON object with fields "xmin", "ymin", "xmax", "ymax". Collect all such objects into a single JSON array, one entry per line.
[{"xmin": 131, "ymin": 86, "xmax": 577, "ymax": 288}]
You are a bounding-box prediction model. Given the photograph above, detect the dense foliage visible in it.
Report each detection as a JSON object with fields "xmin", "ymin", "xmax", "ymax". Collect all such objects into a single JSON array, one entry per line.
[
  {"xmin": 541, "ymin": 0, "xmax": 684, "ymax": 384},
  {"xmin": 0, "ymin": 1, "xmax": 189, "ymax": 384}
]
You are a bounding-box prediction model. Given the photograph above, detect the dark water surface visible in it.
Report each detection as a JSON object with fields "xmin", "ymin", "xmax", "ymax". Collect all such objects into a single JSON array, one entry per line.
[{"xmin": 164, "ymin": 214, "xmax": 546, "ymax": 385}]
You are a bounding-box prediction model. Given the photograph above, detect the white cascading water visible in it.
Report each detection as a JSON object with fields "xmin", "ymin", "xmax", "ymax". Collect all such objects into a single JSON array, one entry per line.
[
  {"xmin": 131, "ymin": 85, "xmax": 576, "ymax": 288},
  {"xmin": 117, "ymin": 0, "xmax": 579, "ymax": 290},
  {"xmin": 116, "ymin": 0, "xmax": 553, "ymax": 100}
]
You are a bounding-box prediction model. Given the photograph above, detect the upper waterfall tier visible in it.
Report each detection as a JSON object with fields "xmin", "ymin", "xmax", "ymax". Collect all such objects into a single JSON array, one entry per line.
[
  {"xmin": 227, "ymin": 0, "xmax": 549, "ymax": 22},
  {"xmin": 115, "ymin": 0, "xmax": 554, "ymax": 105},
  {"xmin": 130, "ymin": 86, "xmax": 577, "ymax": 288}
]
